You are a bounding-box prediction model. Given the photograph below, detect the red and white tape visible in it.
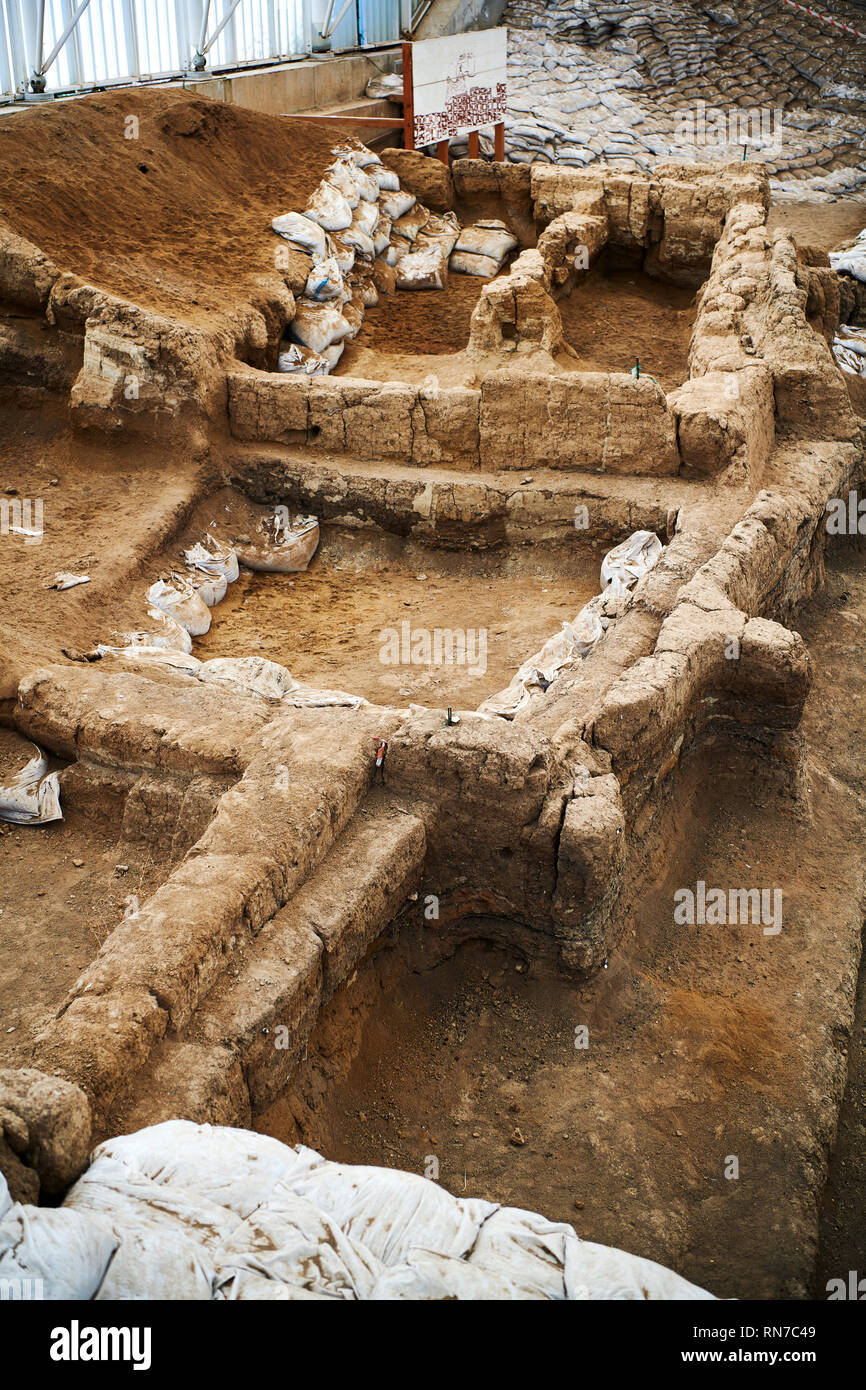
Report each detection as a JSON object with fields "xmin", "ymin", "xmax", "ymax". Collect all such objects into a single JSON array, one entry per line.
[{"xmin": 779, "ymin": 0, "xmax": 866, "ymax": 41}]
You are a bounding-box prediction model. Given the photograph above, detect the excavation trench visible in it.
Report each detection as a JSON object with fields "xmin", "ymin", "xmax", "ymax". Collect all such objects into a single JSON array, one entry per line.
[{"xmin": 250, "ymin": 533, "xmax": 866, "ymax": 1299}]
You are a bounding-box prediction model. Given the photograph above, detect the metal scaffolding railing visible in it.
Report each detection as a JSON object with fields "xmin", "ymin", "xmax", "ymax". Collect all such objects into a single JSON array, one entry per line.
[{"xmin": 0, "ymin": 0, "xmax": 408, "ymax": 100}]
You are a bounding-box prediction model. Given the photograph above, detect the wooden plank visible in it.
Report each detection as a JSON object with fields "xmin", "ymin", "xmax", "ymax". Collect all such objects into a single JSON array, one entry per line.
[{"xmin": 402, "ymin": 39, "xmax": 414, "ymax": 150}]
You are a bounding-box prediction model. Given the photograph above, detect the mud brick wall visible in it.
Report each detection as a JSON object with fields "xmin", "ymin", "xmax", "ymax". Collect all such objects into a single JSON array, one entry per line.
[{"xmin": 226, "ymin": 367, "xmax": 683, "ymax": 475}]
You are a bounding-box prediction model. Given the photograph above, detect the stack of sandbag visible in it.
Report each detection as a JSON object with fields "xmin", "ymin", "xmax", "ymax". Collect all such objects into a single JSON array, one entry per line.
[
  {"xmin": 272, "ymin": 141, "xmax": 474, "ymax": 370},
  {"xmin": 450, "ymin": 219, "xmax": 519, "ymax": 277},
  {"xmin": 395, "ymin": 211, "xmax": 461, "ymax": 291},
  {"xmin": 0, "ymin": 1119, "xmax": 715, "ymax": 1300},
  {"xmin": 95, "ymin": 507, "xmax": 319, "ymax": 665},
  {"xmin": 832, "ymin": 325, "xmax": 866, "ymax": 378},
  {"xmin": 0, "ymin": 730, "xmax": 62, "ymax": 825},
  {"xmin": 479, "ymin": 530, "xmax": 663, "ymax": 720}
]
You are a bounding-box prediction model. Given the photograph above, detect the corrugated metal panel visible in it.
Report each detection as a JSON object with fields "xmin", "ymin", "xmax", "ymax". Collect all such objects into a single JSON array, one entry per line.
[{"xmin": 360, "ymin": 0, "xmax": 401, "ymax": 48}]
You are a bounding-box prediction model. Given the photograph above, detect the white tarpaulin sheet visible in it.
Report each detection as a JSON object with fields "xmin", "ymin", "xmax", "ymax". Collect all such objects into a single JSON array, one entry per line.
[
  {"xmin": 830, "ymin": 228, "xmax": 866, "ymax": 283},
  {"xmin": 0, "ymin": 736, "xmax": 62, "ymax": 825},
  {"xmin": 0, "ymin": 1121, "xmax": 715, "ymax": 1301}
]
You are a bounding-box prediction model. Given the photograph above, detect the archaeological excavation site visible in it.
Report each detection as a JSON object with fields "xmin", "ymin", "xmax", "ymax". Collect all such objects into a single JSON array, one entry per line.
[{"xmin": 1, "ymin": 0, "xmax": 866, "ymax": 1324}]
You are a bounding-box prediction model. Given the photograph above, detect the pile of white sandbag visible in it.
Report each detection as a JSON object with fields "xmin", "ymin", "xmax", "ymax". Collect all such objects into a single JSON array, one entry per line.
[
  {"xmin": 479, "ymin": 531, "xmax": 663, "ymax": 719},
  {"xmin": 450, "ymin": 219, "xmax": 519, "ymax": 278},
  {"xmin": 0, "ymin": 1119, "xmax": 714, "ymax": 1300},
  {"xmin": 272, "ymin": 142, "xmax": 520, "ymax": 371},
  {"xmin": 92, "ymin": 505, "xmax": 364, "ymax": 708},
  {"xmin": 832, "ymin": 324, "xmax": 866, "ymax": 378}
]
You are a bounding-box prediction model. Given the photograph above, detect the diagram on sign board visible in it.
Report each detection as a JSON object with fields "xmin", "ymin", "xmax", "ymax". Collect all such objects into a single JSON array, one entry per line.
[{"xmin": 411, "ymin": 28, "xmax": 507, "ymax": 147}]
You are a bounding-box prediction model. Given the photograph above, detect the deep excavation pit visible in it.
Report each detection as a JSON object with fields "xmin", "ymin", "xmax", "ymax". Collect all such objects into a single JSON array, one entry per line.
[{"xmin": 1, "ymin": 86, "xmax": 866, "ymax": 1301}]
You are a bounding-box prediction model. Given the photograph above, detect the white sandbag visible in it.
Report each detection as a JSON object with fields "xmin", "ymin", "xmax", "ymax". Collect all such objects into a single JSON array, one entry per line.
[
  {"xmin": 477, "ymin": 616, "xmax": 602, "ymax": 720},
  {"xmin": 117, "ymin": 606, "xmax": 194, "ymax": 655},
  {"xmin": 233, "ymin": 512, "xmax": 320, "ymax": 574},
  {"xmin": 451, "ymin": 219, "xmax": 518, "ymax": 275},
  {"xmin": 146, "ymin": 577, "xmax": 212, "ymax": 636},
  {"xmin": 215, "ymin": 1268, "xmax": 331, "ymax": 1300},
  {"xmin": 305, "ymin": 181, "xmax": 353, "ymax": 233},
  {"xmin": 372, "ymin": 213, "xmax": 392, "ymax": 256},
  {"xmin": 450, "ymin": 249, "xmax": 499, "ymax": 277},
  {"xmin": 371, "ymin": 164, "xmax": 400, "ymax": 192},
  {"xmin": 91, "ymin": 1121, "xmax": 315, "ymax": 1213},
  {"xmin": 184, "ymin": 536, "xmax": 240, "ymax": 585},
  {"xmin": 323, "ymin": 158, "xmax": 360, "ymax": 208},
  {"xmin": 277, "ymin": 342, "xmax": 333, "ymax": 376},
  {"xmin": 416, "ymin": 210, "xmax": 461, "ymax": 259},
  {"xmin": 379, "ymin": 188, "xmax": 417, "ymax": 221},
  {"xmin": 289, "ymin": 300, "xmax": 353, "ymax": 354},
  {"xmin": 96, "ymin": 1222, "xmax": 216, "ymax": 1301},
  {"xmin": 23, "ymin": 1122, "xmax": 714, "ymax": 1301},
  {"xmin": 0, "ymin": 1201, "xmax": 118, "ymax": 1300},
  {"xmin": 830, "ymin": 229, "xmax": 866, "ymax": 283},
  {"xmin": 289, "ymin": 1155, "xmax": 495, "ymax": 1267},
  {"xmin": 395, "ymin": 244, "xmax": 449, "ymax": 290},
  {"xmin": 320, "ymin": 342, "xmax": 345, "ymax": 371},
  {"xmin": 66, "ymin": 1159, "xmax": 243, "ymax": 1255},
  {"xmin": 327, "ymin": 235, "xmax": 356, "ymax": 274},
  {"xmin": 0, "ymin": 732, "xmax": 62, "ymax": 825},
  {"xmin": 352, "ymin": 199, "xmax": 379, "ymax": 236},
  {"xmin": 455, "ymin": 219, "xmax": 518, "ymax": 260},
  {"xmin": 379, "ymin": 242, "xmax": 400, "ymax": 267},
  {"xmin": 303, "ymin": 255, "xmax": 346, "ymax": 302},
  {"xmin": 834, "ymin": 343, "xmax": 866, "ymax": 376},
  {"xmin": 364, "ymin": 72, "xmax": 404, "ymax": 101},
  {"xmin": 372, "ymin": 1248, "xmax": 521, "ymax": 1300},
  {"xmin": 349, "ymin": 271, "xmax": 379, "ymax": 307},
  {"xmin": 340, "ymin": 224, "xmax": 376, "ymax": 261},
  {"xmin": 389, "ymin": 234, "xmax": 413, "ymax": 264},
  {"xmin": 271, "ymin": 211, "xmax": 328, "ymax": 260},
  {"xmin": 332, "ymin": 141, "xmax": 382, "ymax": 170},
  {"xmin": 342, "ymin": 301, "xmax": 364, "ymax": 339},
  {"xmin": 214, "ymin": 1184, "xmax": 383, "ymax": 1299},
  {"xmin": 200, "ymin": 657, "xmax": 299, "ymax": 702},
  {"xmin": 50, "ymin": 571, "xmax": 90, "ymax": 590},
  {"xmin": 392, "ymin": 205, "xmax": 429, "ymax": 243},
  {"xmin": 467, "ymin": 1207, "xmax": 714, "ymax": 1300},
  {"xmin": 184, "ymin": 567, "xmax": 227, "ymax": 608},
  {"xmin": 327, "ymin": 157, "xmax": 379, "ymax": 204},
  {"xmin": 284, "ymin": 681, "xmax": 368, "ymax": 709},
  {"xmin": 600, "ymin": 530, "xmax": 663, "ymax": 589},
  {"xmin": 94, "ymin": 645, "xmax": 204, "ymax": 677},
  {"xmin": 353, "ymin": 147, "xmax": 382, "ymax": 169}
]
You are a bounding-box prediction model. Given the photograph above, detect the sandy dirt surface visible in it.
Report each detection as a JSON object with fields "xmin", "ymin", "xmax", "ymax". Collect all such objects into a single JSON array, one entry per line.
[
  {"xmin": 558, "ymin": 262, "xmax": 696, "ymax": 389},
  {"xmin": 0, "ymin": 399, "xmax": 207, "ymax": 697},
  {"xmin": 0, "ymin": 805, "xmax": 172, "ymax": 1068},
  {"xmin": 0, "ymin": 88, "xmax": 352, "ymax": 330},
  {"xmin": 195, "ymin": 543, "xmax": 601, "ymax": 709},
  {"xmin": 768, "ymin": 199, "xmax": 866, "ymax": 253}
]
